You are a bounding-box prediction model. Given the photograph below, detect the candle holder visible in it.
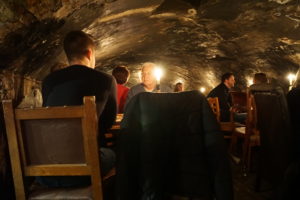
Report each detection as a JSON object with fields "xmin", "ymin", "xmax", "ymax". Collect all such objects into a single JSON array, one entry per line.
[
  {"xmin": 156, "ymin": 84, "xmax": 160, "ymax": 92},
  {"xmin": 287, "ymin": 73, "xmax": 296, "ymax": 91},
  {"xmin": 154, "ymin": 67, "xmax": 163, "ymax": 93}
]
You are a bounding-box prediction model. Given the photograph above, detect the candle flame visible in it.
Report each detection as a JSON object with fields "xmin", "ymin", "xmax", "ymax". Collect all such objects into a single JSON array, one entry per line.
[
  {"xmin": 247, "ymin": 79, "xmax": 253, "ymax": 86},
  {"xmin": 154, "ymin": 68, "xmax": 163, "ymax": 82}
]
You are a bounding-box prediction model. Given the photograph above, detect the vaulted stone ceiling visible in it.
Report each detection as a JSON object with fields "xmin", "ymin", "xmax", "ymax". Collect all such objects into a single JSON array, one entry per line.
[{"xmin": 0, "ymin": 0, "xmax": 300, "ymax": 91}]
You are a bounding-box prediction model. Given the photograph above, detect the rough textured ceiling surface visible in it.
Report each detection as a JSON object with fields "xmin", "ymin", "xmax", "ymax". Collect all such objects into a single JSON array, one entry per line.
[{"xmin": 0, "ymin": 0, "xmax": 300, "ymax": 91}]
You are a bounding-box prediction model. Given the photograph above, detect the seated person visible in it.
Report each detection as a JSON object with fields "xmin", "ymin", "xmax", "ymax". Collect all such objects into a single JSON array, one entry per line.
[
  {"xmin": 208, "ymin": 73, "xmax": 246, "ymax": 124},
  {"xmin": 39, "ymin": 30, "xmax": 117, "ymax": 187},
  {"xmin": 253, "ymin": 72, "xmax": 268, "ymax": 84},
  {"xmin": 112, "ymin": 65, "xmax": 130, "ymax": 113},
  {"xmin": 125, "ymin": 62, "xmax": 172, "ymax": 105},
  {"xmin": 287, "ymin": 78, "xmax": 300, "ymax": 157},
  {"xmin": 283, "ymin": 78, "xmax": 300, "ymax": 200},
  {"xmin": 174, "ymin": 82, "xmax": 184, "ymax": 92}
]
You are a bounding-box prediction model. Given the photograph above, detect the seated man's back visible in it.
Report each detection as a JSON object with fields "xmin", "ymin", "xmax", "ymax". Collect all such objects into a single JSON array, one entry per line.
[
  {"xmin": 42, "ymin": 65, "xmax": 117, "ymax": 134},
  {"xmin": 39, "ymin": 30, "xmax": 117, "ymax": 188}
]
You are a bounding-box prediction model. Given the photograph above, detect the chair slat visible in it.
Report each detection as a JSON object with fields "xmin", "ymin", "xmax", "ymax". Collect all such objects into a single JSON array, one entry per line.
[{"xmin": 25, "ymin": 164, "xmax": 90, "ymax": 176}]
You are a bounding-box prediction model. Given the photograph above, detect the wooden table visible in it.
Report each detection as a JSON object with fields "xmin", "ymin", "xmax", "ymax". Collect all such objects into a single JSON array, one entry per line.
[{"xmin": 105, "ymin": 114, "xmax": 123, "ymax": 146}]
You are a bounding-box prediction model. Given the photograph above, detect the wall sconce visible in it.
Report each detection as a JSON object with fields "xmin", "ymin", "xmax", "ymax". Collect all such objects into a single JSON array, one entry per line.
[{"xmin": 287, "ymin": 73, "xmax": 296, "ymax": 91}]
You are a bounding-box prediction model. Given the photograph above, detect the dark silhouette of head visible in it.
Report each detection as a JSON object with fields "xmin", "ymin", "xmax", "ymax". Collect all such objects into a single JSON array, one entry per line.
[
  {"xmin": 174, "ymin": 82, "xmax": 184, "ymax": 92},
  {"xmin": 221, "ymin": 72, "xmax": 235, "ymax": 89},
  {"xmin": 112, "ymin": 65, "xmax": 130, "ymax": 85},
  {"xmin": 63, "ymin": 31, "xmax": 95, "ymax": 66},
  {"xmin": 253, "ymin": 73, "xmax": 268, "ymax": 84}
]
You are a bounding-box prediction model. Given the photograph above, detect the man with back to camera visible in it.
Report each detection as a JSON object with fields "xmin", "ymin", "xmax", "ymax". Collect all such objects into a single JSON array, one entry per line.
[
  {"xmin": 253, "ymin": 72, "xmax": 268, "ymax": 84},
  {"xmin": 125, "ymin": 62, "xmax": 172, "ymax": 106},
  {"xmin": 40, "ymin": 30, "xmax": 117, "ymax": 187}
]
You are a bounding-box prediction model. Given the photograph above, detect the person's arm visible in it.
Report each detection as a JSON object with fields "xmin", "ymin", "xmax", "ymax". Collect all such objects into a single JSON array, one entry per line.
[
  {"xmin": 41, "ymin": 79, "xmax": 50, "ymax": 107},
  {"xmin": 99, "ymin": 77, "xmax": 117, "ymax": 132},
  {"xmin": 119, "ymin": 87, "xmax": 129, "ymax": 113},
  {"xmin": 124, "ymin": 87, "xmax": 136, "ymax": 111}
]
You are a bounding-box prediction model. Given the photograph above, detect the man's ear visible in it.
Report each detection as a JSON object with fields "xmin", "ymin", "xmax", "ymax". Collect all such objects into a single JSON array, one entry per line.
[{"xmin": 86, "ymin": 48, "xmax": 93, "ymax": 60}]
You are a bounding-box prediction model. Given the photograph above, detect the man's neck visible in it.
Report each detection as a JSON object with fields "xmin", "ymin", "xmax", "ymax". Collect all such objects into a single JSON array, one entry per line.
[
  {"xmin": 223, "ymin": 82, "xmax": 231, "ymax": 89},
  {"xmin": 143, "ymin": 83, "xmax": 156, "ymax": 92},
  {"xmin": 69, "ymin": 59, "xmax": 93, "ymax": 69}
]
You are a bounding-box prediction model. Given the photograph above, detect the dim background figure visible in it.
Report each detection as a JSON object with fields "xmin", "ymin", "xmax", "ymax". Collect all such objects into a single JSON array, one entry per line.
[
  {"xmin": 174, "ymin": 82, "xmax": 184, "ymax": 92},
  {"xmin": 112, "ymin": 65, "xmax": 130, "ymax": 113}
]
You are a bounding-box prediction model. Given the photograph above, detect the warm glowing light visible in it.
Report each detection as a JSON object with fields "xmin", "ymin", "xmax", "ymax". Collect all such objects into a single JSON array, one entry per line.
[
  {"xmin": 154, "ymin": 68, "xmax": 163, "ymax": 84},
  {"xmin": 200, "ymin": 87, "xmax": 206, "ymax": 93},
  {"xmin": 287, "ymin": 73, "xmax": 296, "ymax": 85},
  {"xmin": 247, "ymin": 79, "xmax": 253, "ymax": 86}
]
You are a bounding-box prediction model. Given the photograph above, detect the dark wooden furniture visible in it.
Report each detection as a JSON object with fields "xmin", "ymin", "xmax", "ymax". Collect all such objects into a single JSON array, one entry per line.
[
  {"xmin": 207, "ymin": 96, "xmax": 245, "ymax": 143},
  {"xmin": 207, "ymin": 97, "xmax": 220, "ymax": 122},
  {"xmin": 2, "ymin": 96, "xmax": 104, "ymax": 200}
]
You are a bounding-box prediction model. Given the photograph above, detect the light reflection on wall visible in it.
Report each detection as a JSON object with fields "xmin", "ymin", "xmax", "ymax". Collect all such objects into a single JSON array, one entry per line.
[{"xmin": 205, "ymin": 70, "xmax": 219, "ymax": 92}]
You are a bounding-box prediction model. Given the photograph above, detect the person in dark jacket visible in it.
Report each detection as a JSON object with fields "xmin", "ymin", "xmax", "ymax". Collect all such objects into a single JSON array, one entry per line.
[
  {"xmin": 117, "ymin": 91, "xmax": 233, "ymax": 200},
  {"xmin": 207, "ymin": 73, "xmax": 235, "ymax": 122},
  {"xmin": 39, "ymin": 30, "xmax": 117, "ymax": 187},
  {"xmin": 253, "ymin": 72, "xmax": 268, "ymax": 84}
]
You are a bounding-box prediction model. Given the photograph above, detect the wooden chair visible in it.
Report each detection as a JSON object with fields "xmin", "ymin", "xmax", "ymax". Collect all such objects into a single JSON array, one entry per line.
[
  {"xmin": 207, "ymin": 96, "xmax": 246, "ymax": 165},
  {"xmin": 207, "ymin": 97, "xmax": 244, "ymax": 138},
  {"xmin": 230, "ymin": 91, "xmax": 247, "ymax": 113},
  {"xmin": 2, "ymin": 96, "xmax": 104, "ymax": 200},
  {"xmin": 242, "ymin": 93, "xmax": 260, "ymax": 172},
  {"xmin": 207, "ymin": 97, "xmax": 220, "ymax": 122},
  {"xmin": 104, "ymin": 113, "xmax": 123, "ymax": 147}
]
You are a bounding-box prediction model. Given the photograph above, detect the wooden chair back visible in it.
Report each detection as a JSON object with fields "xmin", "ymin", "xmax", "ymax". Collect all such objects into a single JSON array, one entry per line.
[
  {"xmin": 2, "ymin": 96, "xmax": 103, "ymax": 200},
  {"xmin": 207, "ymin": 97, "xmax": 220, "ymax": 122},
  {"xmin": 246, "ymin": 93, "xmax": 258, "ymax": 133},
  {"xmin": 230, "ymin": 91, "xmax": 247, "ymax": 108}
]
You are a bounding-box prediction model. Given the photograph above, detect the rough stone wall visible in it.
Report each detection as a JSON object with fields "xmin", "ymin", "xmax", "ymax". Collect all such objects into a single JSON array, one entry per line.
[
  {"xmin": 0, "ymin": 70, "xmax": 41, "ymax": 104},
  {"xmin": 0, "ymin": 0, "xmax": 300, "ymax": 92}
]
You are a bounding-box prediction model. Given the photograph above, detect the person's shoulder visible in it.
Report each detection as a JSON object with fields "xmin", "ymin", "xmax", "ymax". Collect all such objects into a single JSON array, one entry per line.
[
  {"xmin": 93, "ymin": 69, "xmax": 114, "ymax": 80},
  {"xmin": 42, "ymin": 69, "xmax": 64, "ymax": 83},
  {"xmin": 161, "ymin": 84, "xmax": 172, "ymax": 92},
  {"xmin": 118, "ymin": 84, "xmax": 129, "ymax": 90},
  {"xmin": 129, "ymin": 83, "xmax": 143, "ymax": 90}
]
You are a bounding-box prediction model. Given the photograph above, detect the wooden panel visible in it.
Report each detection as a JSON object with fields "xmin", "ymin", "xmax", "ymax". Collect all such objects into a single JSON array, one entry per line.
[
  {"xmin": 2, "ymin": 100, "xmax": 26, "ymax": 200},
  {"xmin": 83, "ymin": 96, "xmax": 103, "ymax": 200},
  {"xmin": 25, "ymin": 164, "xmax": 90, "ymax": 176},
  {"xmin": 207, "ymin": 97, "xmax": 220, "ymax": 122}
]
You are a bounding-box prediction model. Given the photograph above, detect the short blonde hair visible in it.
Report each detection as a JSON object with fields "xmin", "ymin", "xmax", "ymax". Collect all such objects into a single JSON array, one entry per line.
[{"xmin": 141, "ymin": 62, "xmax": 155, "ymax": 71}]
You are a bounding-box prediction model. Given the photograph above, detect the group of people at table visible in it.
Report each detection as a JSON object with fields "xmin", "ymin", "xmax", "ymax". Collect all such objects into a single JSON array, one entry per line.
[{"xmin": 34, "ymin": 29, "xmax": 300, "ymax": 198}]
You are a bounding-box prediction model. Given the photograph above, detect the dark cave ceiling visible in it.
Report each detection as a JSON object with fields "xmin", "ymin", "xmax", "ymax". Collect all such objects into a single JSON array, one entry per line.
[{"xmin": 0, "ymin": 0, "xmax": 300, "ymax": 91}]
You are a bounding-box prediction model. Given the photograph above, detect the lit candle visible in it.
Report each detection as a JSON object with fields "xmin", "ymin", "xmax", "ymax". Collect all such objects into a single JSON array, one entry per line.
[
  {"xmin": 200, "ymin": 87, "xmax": 206, "ymax": 93},
  {"xmin": 154, "ymin": 68, "xmax": 163, "ymax": 91}
]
